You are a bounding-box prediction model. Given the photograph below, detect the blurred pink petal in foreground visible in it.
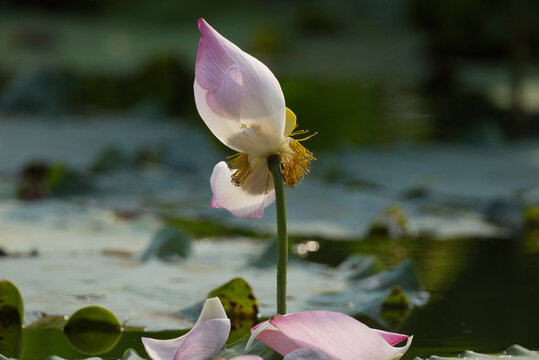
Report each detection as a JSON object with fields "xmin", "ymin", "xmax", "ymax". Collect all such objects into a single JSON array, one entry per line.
[
  {"xmin": 247, "ymin": 311, "xmax": 413, "ymax": 360},
  {"xmin": 141, "ymin": 297, "xmax": 230, "ymax": 360}
]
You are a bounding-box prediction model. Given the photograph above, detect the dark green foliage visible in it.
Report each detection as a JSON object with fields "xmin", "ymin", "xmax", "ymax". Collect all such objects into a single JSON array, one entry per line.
[
  {"xmin": 16, "ymin": 162, "xmax": 92, "ymax": 200},
  {"xmin": 0, "ymin": 280, "xmax": 24, "ymax": 358}
]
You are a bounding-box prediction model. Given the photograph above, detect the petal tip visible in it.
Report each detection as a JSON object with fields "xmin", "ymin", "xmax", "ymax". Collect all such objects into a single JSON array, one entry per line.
[{"xmin": 197, "ymin": 18, "xmax": 206, "ymax": 30}]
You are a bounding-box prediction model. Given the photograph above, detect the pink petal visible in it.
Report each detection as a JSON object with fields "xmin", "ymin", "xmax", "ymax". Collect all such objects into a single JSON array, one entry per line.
[
  {"xmin": 230, "ymin": 356, "xmax": 264, "ymax": 360},
  {"xmin": 373, "ymin": 329, "xmax": 410, "ymax": 346},
  {"xmin": 260, "ymin": 311, "xmax": 412, "ymax": 360},
  {"xmin": 248, "ymin": 320, "xmax": 301, "ymax": 355},
  {"xmin": 194, "ymin": 19, "xmax": 286, "ymax": 154},
  {"xmin": 210, "ymin": 161, "xmax": 275, "ymax": 219},
  {"xmin": 173, "ymin": 319, "xmax": 231, "ymax": 360}
]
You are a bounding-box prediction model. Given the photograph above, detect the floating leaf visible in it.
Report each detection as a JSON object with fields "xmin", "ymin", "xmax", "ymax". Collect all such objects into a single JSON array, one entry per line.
[
  {"xmin": 249, "ymin": 236, "xmax": 302, "ymax": 268},
  {"xmin": 63, "ymin": 306, "xmax": 122, "ymax": 355},
  {"xmin": 0, "ymin": 280, "xmax": 24, "ymax": 358},
  {"xmin": 141, "ymin": 227, "xmax": 191, "ymax": 262},
  {"xmin": 414, "ymin": 345, "xmax": 539, "ymax": 359},
  {"xmin": 207, "ymin": 278, "xmax": 258, "ymax": 344},
  {"xmin": 309, "ymin": 259, "xmax": 424, "ymax": 328},
  {"xmin": 179, "ymin": 278, "xmax": 259, "ymax": 344},
  {"xmin": 90, "ymin": 146, "xmax": 127, "ymax": 173}
]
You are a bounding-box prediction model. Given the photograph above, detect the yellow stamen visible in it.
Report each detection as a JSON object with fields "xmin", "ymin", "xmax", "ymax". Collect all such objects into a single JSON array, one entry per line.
[
  {"xmin": 281, "ymin": 138, "xmax": 316, "ymax": 188},
  {"xmin": 227, "ymin": 152, "xmax": 251, "ymax": 186}
]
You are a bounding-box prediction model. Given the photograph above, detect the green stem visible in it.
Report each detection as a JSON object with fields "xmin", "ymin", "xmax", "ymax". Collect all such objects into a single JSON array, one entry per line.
[{"xmin": 267, "ymin": 153, "xmax": 288, "ymax": 315}]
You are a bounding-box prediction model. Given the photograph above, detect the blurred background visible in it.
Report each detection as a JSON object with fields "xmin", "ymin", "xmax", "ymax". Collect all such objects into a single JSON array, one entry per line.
[
  {"xmin": 0, "ymin": 0, "xmax": 538, "ymax": 145},
  {"xmin": 0, "ymin": 0, "xmax": 538, "ymax": 359}
]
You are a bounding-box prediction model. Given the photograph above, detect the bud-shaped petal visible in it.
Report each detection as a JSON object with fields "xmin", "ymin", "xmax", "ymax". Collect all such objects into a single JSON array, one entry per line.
[{"xmin": 194, "ymin": 19, "xmax": 286, "ymax": 156}]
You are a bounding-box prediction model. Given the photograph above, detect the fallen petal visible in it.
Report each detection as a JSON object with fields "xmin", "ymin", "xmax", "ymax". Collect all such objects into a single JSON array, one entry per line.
[
  {"xmin": 142, "ymin": 297, "xmax": 231, "ymax": 360},
  {"xmin": 173, "ymin": 319, "xmax": 231, "ymax": 360},
  {"xmin": 373, "ymin": 329, "xmax": 410, "ymax": 346},
  {"xmin": 256, "ymin": 311, "xmax": 412, "ymax": 360},
  {"xmin": 142, "ymin": 336, "xmax": 187, "ymax": 360}
]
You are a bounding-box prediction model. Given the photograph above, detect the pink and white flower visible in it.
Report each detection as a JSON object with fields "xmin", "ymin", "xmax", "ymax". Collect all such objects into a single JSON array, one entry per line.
[
  {"xmin": 141, "ymin": 297, "xmax": 230, "ymax": 360},
  {"xmin": 247, "ymin": 311, "xmax": 413, "ymax": 360},
  {"xmin": 194, "ymin": 19, "xmax": 315, "ymax": 219}
]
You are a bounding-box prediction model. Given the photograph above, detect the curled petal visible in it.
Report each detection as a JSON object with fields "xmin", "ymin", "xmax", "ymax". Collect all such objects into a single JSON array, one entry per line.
[
  {"xmin": 142, "ymin": 336, "xmax": 186, "ymax": 360},
  {"xmin": 195, "ymin": 19, "xmax": 286, "ymax": 154},
  {"xmin": 252, "ymin": 311, "xmax": 412, "ymax": 360},
  {"xmin": 173, "ymin": 319, "xmax": 230, "ymax": 360},
  {"xmin": 142, "ymin": 297, "xmax": 231, "ymax": 360},
  {"xmin": 210, "ymin": 161, "xmax": 275, "ymax": 219}
]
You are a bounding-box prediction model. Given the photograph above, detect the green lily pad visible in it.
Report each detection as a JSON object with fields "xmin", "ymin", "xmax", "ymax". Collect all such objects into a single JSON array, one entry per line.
[
  {"xmin": 63, "ymin": 306, "xmax": 122, "ymax": 355},
  {"xmin": 414, "ymin": 345, "xmax": 539, "ymax": 359},
  {"xmin": 180, "ymin": 278, "xmax": 259, "ymax": 344},
  {"xmin": 206, "ymin": 278, "xmax": 259, "ymax": 322},
  {"xmin": 309, "ymin": 258, "xmax": 423, "ymax": 328},
  {"xmin": 141, "ymin": 227, "xmax": 192, "ymax": 262},
  {"xmin": 0, "ymin": 280, "xmax": 24, "ymax": 358}
]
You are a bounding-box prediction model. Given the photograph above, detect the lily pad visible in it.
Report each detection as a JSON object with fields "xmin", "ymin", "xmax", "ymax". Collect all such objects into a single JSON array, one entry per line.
[
  {"xmin": 309, "ymin": 258, "xmax": 424, "ymax": 328},
  {"xmin": 249, "ymin": 236, "xmax": 303, "ymax": 268},
  {"xmin": 0, "ymin": 280, "xmax": 24, "ymax": 358},
  {"xmin": 180, "ymin": 278, "xmax": 259, "ymax": 344},
  {"xmin": 414, "ymin": 345, "xmax": 539, "ymax": 359},
  {"xmin": 63, "ymin": 306, "xmax": 122, "ymax": 355},
  {"xmin": 140, "ymin": 227, "xmax": 192, "ymax": 262}
]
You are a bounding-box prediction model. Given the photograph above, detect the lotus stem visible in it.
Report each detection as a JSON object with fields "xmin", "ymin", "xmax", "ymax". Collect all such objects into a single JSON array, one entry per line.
[{"xmin": 267, "ymin": 153, "xmax": 288, "ymax": 315}]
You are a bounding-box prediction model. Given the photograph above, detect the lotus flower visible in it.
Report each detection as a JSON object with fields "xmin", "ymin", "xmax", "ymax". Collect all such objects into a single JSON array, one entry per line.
[
  {"xmin": 141, "ymin": 297, "xmax": 230, "ymax": 360},
  {"xmin": 246, "ymin": 311, "xmax": 413, "ymax": 360},
  {"xmin": 194, "ymin": 19, "xmax": 315, "ymax": 219}
]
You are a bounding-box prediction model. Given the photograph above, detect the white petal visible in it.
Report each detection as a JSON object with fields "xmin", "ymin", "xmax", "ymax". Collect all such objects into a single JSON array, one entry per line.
[
  {"xmin": 173, "ymin": 319, "xmax": 231, "ymax": 360},
  {"xmin": 194, "ymin": 78, "xmax": 243, "ymax": 153},
  {"xmin": 142, "ymin": 335, "xmax": 187, "ymax": 360},
  {"xmin": 142, "ymin": 298, "xmax": 230, "ymax": 360},
  {"xmin": 194, "ymin": 297, "xmax": 228, "ymax": 326},
  {"xmin": 210, "ymin": 160, "xmax": 275, "ymax": 219}
]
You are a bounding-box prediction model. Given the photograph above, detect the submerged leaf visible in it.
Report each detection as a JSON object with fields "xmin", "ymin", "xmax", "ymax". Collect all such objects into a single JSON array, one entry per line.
[{"xmin": 63, "ymin": 306, "xmax": 122, "ymax": 355}]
